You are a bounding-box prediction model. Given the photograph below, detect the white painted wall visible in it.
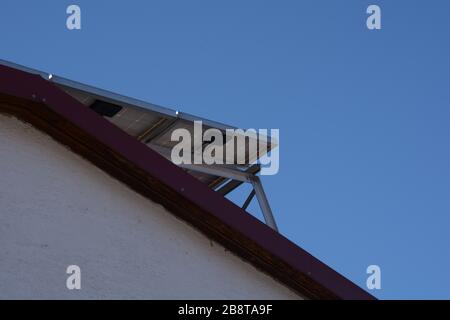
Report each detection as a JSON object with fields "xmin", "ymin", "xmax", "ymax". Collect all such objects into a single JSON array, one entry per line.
[{"xmin": 0, "ymin": 114, "xmax": 301, "ymax": 300}]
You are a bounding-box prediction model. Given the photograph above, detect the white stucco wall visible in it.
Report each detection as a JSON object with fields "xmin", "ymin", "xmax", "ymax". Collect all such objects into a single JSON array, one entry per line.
[{"xmin": 0, "ymin": 114, "xmax": 301, "ymax": 300}]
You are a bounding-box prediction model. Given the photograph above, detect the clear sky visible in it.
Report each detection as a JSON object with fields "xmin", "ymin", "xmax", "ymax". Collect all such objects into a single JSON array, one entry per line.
[{"xmin": 2, "ymin": 1, "xmax": 450, "ymax": 299}]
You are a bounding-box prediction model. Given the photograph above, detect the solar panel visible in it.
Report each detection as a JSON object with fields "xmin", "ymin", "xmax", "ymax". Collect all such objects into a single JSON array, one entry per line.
[{"xmin": 55, "ymin": 82, "xmax": 277, "ymax": 188}]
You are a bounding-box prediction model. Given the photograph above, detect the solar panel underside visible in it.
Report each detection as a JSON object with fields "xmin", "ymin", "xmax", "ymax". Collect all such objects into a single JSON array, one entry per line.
[{"xmin": 57, "ymin": 84, "xmax": 272, "ymax": 191}]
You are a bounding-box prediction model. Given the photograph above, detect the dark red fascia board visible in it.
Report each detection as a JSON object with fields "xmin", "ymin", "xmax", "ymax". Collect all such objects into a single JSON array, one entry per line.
[{"xmin": 0, "ymin": 64, "xmax": 375, "ymax": 300}]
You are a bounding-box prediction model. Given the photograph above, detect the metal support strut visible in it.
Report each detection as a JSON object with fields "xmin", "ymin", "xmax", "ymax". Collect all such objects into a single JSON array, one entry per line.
[{"xmin": 181, "ymin": 164, "xmax": 279, "ymax": 232}]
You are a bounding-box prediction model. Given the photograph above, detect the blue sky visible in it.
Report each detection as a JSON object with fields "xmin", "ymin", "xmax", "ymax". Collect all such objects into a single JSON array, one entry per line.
[{"xmin": 2, "ymin": 1, "xmax": 450, "ymax": 299}]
